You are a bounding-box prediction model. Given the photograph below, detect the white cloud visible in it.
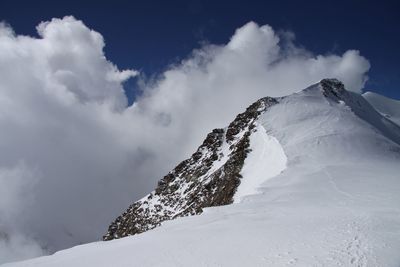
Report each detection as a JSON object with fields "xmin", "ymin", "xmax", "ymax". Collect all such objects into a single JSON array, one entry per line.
[
  {"xmin": 0, "ymin": 17, "xmax": 370, "ymax": 263},
  {"xmin": 0, "ymin": 231, "xmax": 44, "ymax": 264},
  {"xmin": 0, "ymin": 163, "xmax": 46, "ymax": 262}
]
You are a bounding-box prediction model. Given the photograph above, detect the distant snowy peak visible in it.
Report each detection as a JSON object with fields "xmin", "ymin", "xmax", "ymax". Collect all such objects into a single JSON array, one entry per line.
[
  {"xmin": 103, "ymin": 78, "xmax": 399, "ymax": 241},
  {"xmin": 363, "ymin": 91, "xmax": 400, "ymax": 126}
]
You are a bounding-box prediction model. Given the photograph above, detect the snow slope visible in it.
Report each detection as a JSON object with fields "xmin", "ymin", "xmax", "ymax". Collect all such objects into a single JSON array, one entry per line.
[
  {"xmin": 363, "ymin": 91, "xmax": 400, "ymax": 126},
  {"xmin": 6, "ymin": 80, "xmax": 400, "ymax": 267}
]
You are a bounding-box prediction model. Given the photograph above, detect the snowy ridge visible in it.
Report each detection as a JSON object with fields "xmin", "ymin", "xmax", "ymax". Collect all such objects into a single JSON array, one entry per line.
[
  {"xmin": 318, "ymin": 79, "xmax": 400, "ymax": 145},
  {"xmin": 103, "ymin": 96, "xmax": 278, "ymax": 240},
  {"xmin": 102, "ymin": 78, "xmax": 400, "ymax": 244},
  {"xmin": 7, "ymin": 79, "xmax": 400, "ymax": 267},
  {"xmin": 363, "ymin": 91, "xmax": 400, "ymax": 126}
]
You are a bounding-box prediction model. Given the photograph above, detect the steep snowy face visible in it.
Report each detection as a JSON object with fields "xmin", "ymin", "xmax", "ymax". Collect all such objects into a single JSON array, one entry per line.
[{"xmin": 103, "ymin": 97, "xmax": 278, "ymax": 240}]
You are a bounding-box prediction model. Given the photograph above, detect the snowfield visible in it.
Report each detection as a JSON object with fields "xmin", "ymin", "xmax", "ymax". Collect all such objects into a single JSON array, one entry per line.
[{"xmin": 6, "ymin": 81, "xmax": 400, "ymax": 267}]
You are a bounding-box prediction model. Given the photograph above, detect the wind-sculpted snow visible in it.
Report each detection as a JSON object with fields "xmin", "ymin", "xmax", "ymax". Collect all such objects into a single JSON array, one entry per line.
[{"xmin": 234, "ymin": 123, "xmax": 287, "ymax": 203}]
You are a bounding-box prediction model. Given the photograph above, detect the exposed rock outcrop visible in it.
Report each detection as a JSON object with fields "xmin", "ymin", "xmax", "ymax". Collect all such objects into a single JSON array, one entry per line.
[{"xmin": 103, "ymin": 97, "xmax": 277, "ymax": 240}]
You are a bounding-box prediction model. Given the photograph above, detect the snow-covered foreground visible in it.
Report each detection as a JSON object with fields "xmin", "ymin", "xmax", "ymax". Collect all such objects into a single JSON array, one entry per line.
[{"xmin": 6, "ymin": 82, "xmax": 400, "ymax": 267}]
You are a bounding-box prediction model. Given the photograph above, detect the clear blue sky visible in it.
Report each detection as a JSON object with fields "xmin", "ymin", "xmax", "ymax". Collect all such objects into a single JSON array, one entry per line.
[{"xmin": 1, "ymin": 0, "xmax": 399, "ymax": 100}]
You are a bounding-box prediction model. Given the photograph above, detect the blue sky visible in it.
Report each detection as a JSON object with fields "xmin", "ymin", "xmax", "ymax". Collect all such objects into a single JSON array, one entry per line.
[{"xmin": 1, "ymin": 0, "xmax": 399, "ymax": 99}]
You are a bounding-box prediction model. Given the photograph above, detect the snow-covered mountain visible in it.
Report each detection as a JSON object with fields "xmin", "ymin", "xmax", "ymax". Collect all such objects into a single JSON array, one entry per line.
[
  {"xmin": 6, "ymin": 79, "xmax": 400, "ymax": 266},
  {"xmin": 103, "ymin": 96, "xmax": 280, "ymax": 241},
  {"xmin": 363, "ymin": 91, "xmax": 400, "ymax": 126}
]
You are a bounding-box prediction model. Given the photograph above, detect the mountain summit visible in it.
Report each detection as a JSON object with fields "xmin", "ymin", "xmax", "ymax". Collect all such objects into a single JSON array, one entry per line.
[{"xmin": 8, "ymin": 79, "xmax": 400, "ymax": 266}]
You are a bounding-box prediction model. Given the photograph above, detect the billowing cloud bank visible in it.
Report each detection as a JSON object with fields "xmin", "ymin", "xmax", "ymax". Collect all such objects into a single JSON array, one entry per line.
[{"xmin": 0, "ymin": 16, "xmax": 370, "ymax": 263}]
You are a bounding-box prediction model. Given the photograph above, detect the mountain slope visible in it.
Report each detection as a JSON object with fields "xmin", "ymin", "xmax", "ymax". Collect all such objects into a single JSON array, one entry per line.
[
  {"xmin": 6, "ymin": 79, "xmax": 400, "ymax": 267},
  {"xmin": 103, "ymin": 97, "xmax": 279, "ymax": 240}
]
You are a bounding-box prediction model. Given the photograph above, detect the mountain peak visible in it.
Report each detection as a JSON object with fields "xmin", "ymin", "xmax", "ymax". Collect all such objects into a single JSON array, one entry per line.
[
  {"xmin": 103, "ymin": 78, "xmax": 400, "ymax": 241},
  {"xmin": 319, "ymin": 78, "xmax": 347, "ymax": 102},
  {"xmin": 11, "ymin": 80, "xmax": 400, "ymax": 266},
  {"xmin": 320, "ymin": 78, "xmax": 345, "ymax": 88}
]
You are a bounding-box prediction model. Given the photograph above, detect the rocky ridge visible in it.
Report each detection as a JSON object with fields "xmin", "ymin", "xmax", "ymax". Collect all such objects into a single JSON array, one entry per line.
[
  {"xmin": 103, "ymin": 96, "xmax": 278, "ymax": 240},
  {"xmin": 103, "ymin": 78, "xmax": 352, "ymax": 241}
]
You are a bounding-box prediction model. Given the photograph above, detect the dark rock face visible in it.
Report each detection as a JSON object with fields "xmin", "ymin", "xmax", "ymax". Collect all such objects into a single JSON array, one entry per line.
[
  {"xmin": 320, "ymin": 78, "xmax": 347, "ymax": 102},
  {"xmin": 103, "ymin": 97, "xmax": 278, "ymax": 241}
]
